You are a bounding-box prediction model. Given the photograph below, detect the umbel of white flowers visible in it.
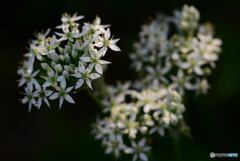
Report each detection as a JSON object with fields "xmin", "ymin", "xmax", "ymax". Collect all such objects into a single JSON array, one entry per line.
[
  {"xmin": 130, "ymin": 5, "xmax": 222, "ymax": 95},
  {"xmin": 92, "ymin": 5, "xmax": 222, "ymax": 161},
  {"xmin": 92, "ymin": 82, "xmax": 185, "ymax": 161},
  {"xmin": 17, "ymin": 13, "xmax": 120, "ymax": 112}
]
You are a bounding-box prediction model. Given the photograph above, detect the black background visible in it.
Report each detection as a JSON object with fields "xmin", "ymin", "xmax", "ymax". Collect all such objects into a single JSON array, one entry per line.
[{"xmin": 0, "ymin": 0, "xmax": 240, "ymax": 161}]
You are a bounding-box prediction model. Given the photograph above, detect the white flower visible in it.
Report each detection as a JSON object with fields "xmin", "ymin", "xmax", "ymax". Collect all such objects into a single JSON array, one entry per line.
[
  {"xmin": 34, "ymin": 86, "xmax": 53, "ymax": 108},
  {"xmin": 129, "ymin": 50, "xmax": 146, "ymax": 71},
  {"xmin": 55, "ymin": 28, "xmax": 80, "ymax": 42},
  {"xmin": 180, "ymin": 52, "xmax": 205, "ymax": 76},
  {"xmin": 143, "ymin": 114, "xmax": 154, "ymax": 127},
  {"xmin": 104, "ymin": 134, "xmax": 126, "ymax": 158},
  {"xmin": 170, "ymin": 70, "xmax": 193, "ymax": 95},
  {"xmin": 125, "ymin": 139, "xmax": 151, "ymax": 161},
  {"xmin": 49, "ymin": 78, "xmax": 75, "ymax": 108},
  {"xmin": 196, "ymin": 79, "xmax": 210, "ymax": 94},
  {"xmin": 46, "ymin": 35, "xmax": 59, "ymax": 54},
  {"xmin": 149, "ymin": 123, "xmax": 165, "ymax": 136},
  {"xmin": 35, "ymin": 29, "xmax": 50, "ymax": 43},
  {"xmin": 92, "ymin": 16, "xmax": 110, "ymax": 33},
  {"xmin": 72, "ymin": 63, "xmax": 101, "ymax": 90},
  {"xmin": 22, "ymin": 86, "xmax": 37, "ymax": 112},
  {"xmin": 95, "ymin": 28, "xmax": 121, "ymax": 55},
  {"xmin": 194, "ymin": 33, "xmax": 222, "ymax": 61},
  {"xmin": 56, "ymin": 13, "xmax": 83, "ymax": 39},
  {"xmin": 80, "ymin": 48, "xmax": 111, "ymax": 74},
  {"xmin": 18, "ymin": 59, "xmax": 40, "ymax": 89},
  {"xmin": 42, "ymin": 68, "xmax": 64, "ymax": 88},
  {"xmin": 92, "ymin": 119, "xmax": 110, "ymax": 140},
  {"xmin": 145, "ymin": 62, "xmax": 171, "ymax": 84},
  {"xmin": 56, "ymin": 13, "xmax": 82, "ymax": 42},
  {"xmin": 60, "ymin": 13, "xmax": 84, "ymax": 25},
  {"xmin": 18, "ymin": 69, "xmax": 38, "ymax": 87},
  {"xmin": 175, "ymin": 5, "xmax": 200, "ymax": 31},
  {"xmin": 121, "ymin": 113, "xmax": 139, "ymax": 139},
  {"xmin": 25, "ymin": 43, "xmax": 47, "ymax": 60}
]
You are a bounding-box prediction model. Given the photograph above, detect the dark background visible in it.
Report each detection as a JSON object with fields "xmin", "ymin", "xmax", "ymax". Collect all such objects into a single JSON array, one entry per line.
[{"xmin": 0, "ymin": 0, "xmax": 240, "ymax": 161}]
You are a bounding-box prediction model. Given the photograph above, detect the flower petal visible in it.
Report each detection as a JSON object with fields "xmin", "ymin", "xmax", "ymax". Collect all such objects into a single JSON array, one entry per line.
[
  {"xmin": 57, "ymin": 76, "xmax": 64, "ymax": 82},
  {"xmin": 86, "ymin": 79, "xmax": 93, "ymax": 90},
  {"xmin": 110, "ymin": 38, "xmax": 120, "ymax": 44},
  {"xmin": 19, "ymin": 79, "xmax": 26, "ymax": 87},
  {"xmin": 64, "ymin": 94, "xmax": 75, "ymax": 104},
  {"xmin": 105, "ymin": 28, "xmax": 111, "ymax": 39},
  {"xmin": 100, "ymin": 47, "xmax": 107, "ymax": 56},
  {"xmin": 124, "ymin": 148, "xmax": 134, "ymax": 154},
  {"xmin": 80, "ymin": 56, "xmax": 91, "ymax": 62},
  {"xmin": 60, "ymin": 78, "xmax": 66, "ymax": 89},
  {"xmin": 44, "ymin": 98, "xmax": 50, "ymax": 107},
  {"xmin": 66, "ymin": 86, "xmax": 73, "ymax": 93},
  {"xmin": 132, "ymin": 154, "xmax": 137, "ymax": 161},
  {"xmin": 86, "ymin": 64, "xmax": 94, "ymax": 73},
  {"xmin": 95, "ymin": 64, "xmax": 103, "ymax": 74},
  {"xmin": 45, "ymin": 90, "xmax": 53, "ymax": 96},
  {"xmin": 138, "ymin": 139, "xmax": 146, "ymax": 148},
  {"xmin": 109, "ymin": 44, "xmax": 121, "ymax": 51},
  {"xmin": 72, "ymin": 73, "xmax": 82, "ymax": 78},
  {"xmin": 140, "ymin": 153, "xmax": 148, "ymax": 161},
  {"xmin": 43, "ymin": 81, "xmax": 51, "ymax": 88},
  {"xmin": 37, "ymin": 98, "xmax": 42, "ymax": 109},
  {"xmin": 99, "ymin": 60, "xmax": 111, "ymax": 64},
  {"xmin": 49, "ymin": 93, "xmax": 59, "ymax": 100},
  {"xmin": 75, "ymin": 79, "xmax": 84, "ymax": 89},
  {"xmin": 94, "ymin": 42, "xmax": 104, "ymax": 48},
  {"xmin": 89, "ymin": 73, "xmax": 101, "ymax": 80},
  {"xmin": 78, "ymin": 63, "xmax": 86, "ymax": 73},
  {"xmin": 194, "ymin": 66, "xmax": 203, "ymax": 75},
  {"xmin": 59, "ymin": 97, "xmax": 64, "ymax": 108}
]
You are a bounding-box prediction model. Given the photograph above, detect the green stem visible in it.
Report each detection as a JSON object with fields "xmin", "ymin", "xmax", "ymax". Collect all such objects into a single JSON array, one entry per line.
[
  {"xmin": 170, "ymin": 129, "xmax": 182, "ymax": 161},
  {"xmin": 85, "ymin": 89, "xmax": 104, "ymax": 109}
]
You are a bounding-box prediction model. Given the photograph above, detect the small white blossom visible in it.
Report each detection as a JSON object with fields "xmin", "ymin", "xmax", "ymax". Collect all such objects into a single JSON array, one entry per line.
[
  {"xmin": 18, "ymin": 58, "xmax": 40, "ymax": 89},
  {"xmin": 34, "ymin": 86, "xmax": 53, "ymax": 108},
  {"xmin": 72, "ymin": 63, "xmax": 100, "ymax": 90},
  {"xmin": 80, "ymin": 48, "xmax": 111, "ymax": 74},
  {"xmin": 55, "ymin": 28, "xmax": 80, "ymax": 42},
  {"xmin": 21, "ymin": 86, "xmax": 37, "ymax": 112},
  {"xmin": 61, "ymin": 13, "xmax": 84, "ymax": 25},
  {"xmin": 174, "ymin": 5, "xmax": 200, "ymax": 32},
  {"xmin": 46, "ymin": 35, "xmax": 59, "ymax": 54},
  {"xmin": 170, "ymin": 70, "xmax": 193, "ymax": 95},
  {"xmin": 95, "ymin": 28, "xmax": 121, "ymax": 55},
  {"xmin": 42, "ymin": 68, "xmax": 64, "ymax": 88},
  {"xmin": 104, "ymin": 135, "xmax": 126, "ymax": 158},
  {"xmin": 125, "ymin": 139, "xmax": 151, "ymax": 161},
  {"xmin": 49, "ymin": 78, "xmax": 75, "ymax": 108}
]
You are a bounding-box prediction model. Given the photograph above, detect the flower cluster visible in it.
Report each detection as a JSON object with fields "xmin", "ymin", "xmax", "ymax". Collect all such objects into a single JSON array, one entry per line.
[
  {"xmin": 92, "ymin": 83, "xmax": 185, "ymax": 161},
  {"xmin": 92, "ymin": 5, "xmax": 222, "ymax": 161},
  {"xmin": 130, "ymin": 5, "xmax": 222, "ymax": 95},
  {"xmin": 17, "ymin": 13, "xmax": 120, "ymax": 111},
  {"xmin": 17, "ymin": 5, "xmax": 222, "ymax": 161}
]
